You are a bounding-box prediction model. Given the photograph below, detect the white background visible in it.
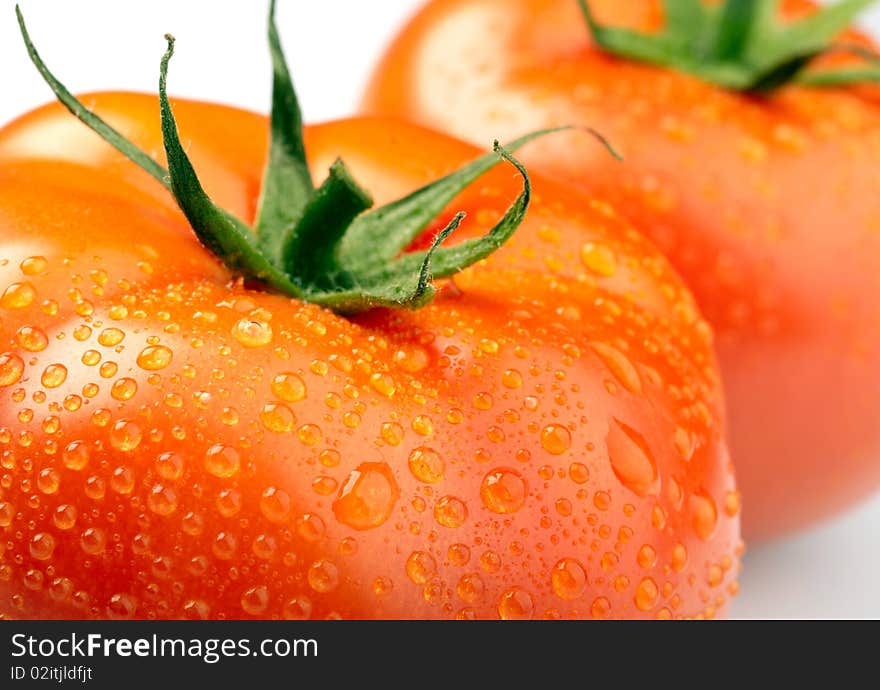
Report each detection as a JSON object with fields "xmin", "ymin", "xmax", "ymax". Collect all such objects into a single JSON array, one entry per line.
[{"xmin": 2, "ymin": 0, "xmax": 879, "ymax": 619}]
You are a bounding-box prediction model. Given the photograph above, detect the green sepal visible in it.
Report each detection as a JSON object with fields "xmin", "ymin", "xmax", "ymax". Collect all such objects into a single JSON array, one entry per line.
[
  {"xmin": 305, "ymin": 213, "xmax": 465, "ymax": 315},
  {"xmin": 254, "ymin": 0, "xmax": 315, "ymax": 260},
  {"xmin": 357, "ymin": 144, "xmax": 531, "ymax": 285},
  {"xmin": 282, "ymin": 159, "xmax": 373, "ymax": 287},
  {"xmin": 578, "ymin": 0, "xmax": 880, "ymax": 92},
  {"xmin": 799, "ymin": 42, "xmax": 880, "ymax": 85}
]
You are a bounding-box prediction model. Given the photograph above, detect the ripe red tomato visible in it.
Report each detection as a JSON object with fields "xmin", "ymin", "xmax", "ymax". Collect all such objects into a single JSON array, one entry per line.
[{"xmin": 363, "ymin": 0, "xmax": 880, "ymax": 539}]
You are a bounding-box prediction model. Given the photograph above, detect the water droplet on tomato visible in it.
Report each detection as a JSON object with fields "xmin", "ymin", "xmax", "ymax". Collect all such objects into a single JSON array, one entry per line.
[
  {"xmin": 37, "ymin": 468, "xmax": 60, "ymax": 495},
  {"xmin": 137, "ymin": 345, "xmax": 173, "ymax": 370},
  {"xmin": 15, "ymin": 326, "xmax": 48, "ymax": 352},
  {"xmin": 725, "ymin": 490, "xmax": 742, "ymax": 517},
  {"xmin": 380, "ymin": 422, "xmax": 404, "ymax": 446},
  {"xmin": 182, "ymin": 599, "xmax": 210, "ymax": 620},
  {"xmin": 370, "ymin": 372, "xmax": 396, "ymax": 397},
  {"xmin": 0, "ymin": 352, "xmax": 24, "ymax": 386},
  {"xmin": 635, "ymin": 577, "xmax": 659, "ymax": 611},
  {"xmin": 97, "ymin": 328, "xmax": 125, "ymax": 347},
  {"xmin": 671, "ymin": 543, "xmax": 688, "ymax": 572},
  {"xmin": 555, "ymin": 498, "xmax": 573, "ymax": 516},
  {"xmin": 581, "ymin": 243, "xmax": 617, "ymax": 277},
  {"xmin": 220, "ymin": 407, "xmax": 239, "ymax": 425},
  {"xmin": 73, "ymin": 325, "xmax": 92, "ymax": 341},
  {"xmin": 53, "ymin": 504, "xmax": 77, "ymax": 530},
  {"xmin": 84, "ymin": 475, "xmax": 106, "ymax": 500},
  {"xmin": 307, "ymin": 559, "xmax": 339, "ymax": 593},
  {"xmin": 148, "ymin": 484, "xmax": 178, "ymax": 516},
  {"xmin": 283, "ymin": 595, "xmax": 313, "ymax": 620},
  {"xmin": 405, "ymin": 551, "xmax": 436, "ymax": 584},
  {"xmin": 312, "ymin": 476, "xmax": 338, "ymax": 496},
  {"xmin": 110, "ymin": 466, "xmax": 135, "ymax": 494},
  {"xmin": 1, "ymin": 282, "xmax": 36, "ymax": 309},
  {"xmin": 607, "ymin": 419, "xmax": 659, "ymax": 496},
  {"xmin": 568, "ymin": 462, "xmax": 590, "ymax": 484},
  {"xmin": 540, "ymin": 424, "xmax": 571, "ymax": 455},
  {"xmin": 20, "ymin": 256, "xmax": 48, "ymax": 275},
  {"xmin": 297, "ymin": 424, "xmax": 322, "ymax": 446},
  {"xmin": 241, "ymin": 586, "xmax": 269, "ymax": 615},
  {"xmin": 412, "ymin": 415, "xmax": 434, "ymax": 436},
  {"xmin": 232, "ymin": 318, "xmax": 273, "ymax": 347},
  {"xmin": 373, "ymin": 576, "xmax": 394, "ymax": 597},
  {"xmin": 155, "ymin": 452, "xmax": 185, "ymax": 481},
  {"xmin": 689, "ymin": 489, "xmax": 718, "ymax": 541},
  {"xmin": 110, "ymin": 420, "xmax": 142, "ymax": 452},
  {"xmin": 673, "ymin": 426, "xmax": 694, "ymax": 461},
  {"xmin": 29, "ymin": 532, "xmax": 55, "ymax": 560},
  {"xmin": 318, "ymin": 448, "xmax": 342, "ymax": 467},
  {"xmin": 252, "ymin": 534, "xmax": 277, "ymax": 560},
  {"xmin": 446, "ymin": 408, "xmax": 465, "ymax": 424},
  {"xmin": 98, "ymin": 362, "xmax": 117, "ymax": 379},
  {"xmin": 456, "ymin": 573, "xmax": 485, "ymax": 603},
  {"xmin": 448, "ymin": 543, "xmax": 470, "ymax": 566},
  {"xmin": 408, "ymin": 447, "xmax": 445, "ymax": 483},
  {"xmin": 49, "ymin": 577, "xmax": 74, "ymax": 603},
  {"xmin": 80, "ymin": 527, "xmax": 107, "ymax": 555},
  {"xmin": 472, "ymin": 391, "xmax": 493, "ymax": 411},
  {"xmin": 182, "ymin": 512, "xmax": 205, "ymax": 536},
  {"xmin": 393, "ymin": 345, "xmax": 429, "ymax": 373},
  {"xmin": 434, "ymin": 496, "xmax": 468, "ymax": 528},
  {"xmin": 480, "ymin": 468, "xmax": 527, "ymax": 514},
  {"xmin": 110, "ymin": 377, "xmax": 138, "ymax": 401},
  {"xmin": 41, "ymin": 364, "xmax": 68, "ymax": 389},
  {"xmin": 107, "ymin": 593, "xmax": 137, "ymax": 619},
  {"xmin": 551, "ymin": 558, "xmax": 588, "ymax": 600},
  {"xmin": 590, "ymin": 342, "xmax": 641, "ymax": 393},
  {"xmin": 502, "ymin": 369, "xmax": 523, "ymax": 389},
  {"xmin": 651, "ymin": 504, "xmax": 667, "ymax": 530},
  {"xmin": 260, "ymin": 402, "xmax": 296, "ymax": 433},
  {"xmin": 296, "ymin": 513, "xmax": 325, "ymax": 543},
  {"xmin": 498, "ymin": 587, "xmax": 534, "ymax": 620},
  {"xmin": 333, "ymin": 462, "xmax": 399, "ymax": 530},
  {"xmin": 212, "ymin": 532, "xmax": 237, "ymax": 560},
  {"xmin": 63, "ymin": 394, "xmax": 83, "ymax": 411},
  {"xmin": 593, "ymin": 491, "xmax": 612, "ymax": 510},
  {"xmin": 591, "ymin": 597, "xmax": 611, "ymax": 619},
  {"xmin": 0, "ymin": 501, "xmax": 15, "ymax": 527},
  {"xmin": 271, "ymin": 372, "xmax": 306, "ymax": 402},
  {"xmin": 637, "ymin": 544, "xmax": 657, "ymax": 569},
  {"xmin": 260, "ymin": 486, "xmax": 291, "ymax": 523},
  {"xmin": 216, "ymin": 489, "xmax": 242, "ymax": 518},
  {"xmin": 81, "ymin": 350, "xmax": 101, "ymax": 366},
  {"xmin": 205, "ymin": 445, "xmax": 241, "ymax": 478}
]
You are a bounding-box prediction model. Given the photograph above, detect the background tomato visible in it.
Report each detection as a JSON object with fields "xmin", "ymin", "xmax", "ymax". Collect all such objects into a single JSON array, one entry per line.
[
  {"xmin": 363, "ymin": 0, "xmax": 880, "ymax": 540},
  {"xmin": 0, "ymin": 90, "xmax": 740, "ymax": 619}
]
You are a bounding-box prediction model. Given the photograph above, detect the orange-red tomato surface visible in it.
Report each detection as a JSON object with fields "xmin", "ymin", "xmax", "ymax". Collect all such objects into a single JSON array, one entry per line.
[
  {"xmin": 364, "ymin": 0, "xmax": 880, "ymax": 539},
  {"xmin": 0, "ymin": 94, "xmax": 740, "ymax": 619}
]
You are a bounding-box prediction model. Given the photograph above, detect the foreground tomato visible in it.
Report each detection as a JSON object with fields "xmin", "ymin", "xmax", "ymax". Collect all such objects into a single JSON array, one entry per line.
[
  {"xmin": 0, "ymin": 6, "xmax": 739, "ymax": 619},
  {"xmin": 364, "ymin": 0, "xmax": 880, "ymax": 539}
]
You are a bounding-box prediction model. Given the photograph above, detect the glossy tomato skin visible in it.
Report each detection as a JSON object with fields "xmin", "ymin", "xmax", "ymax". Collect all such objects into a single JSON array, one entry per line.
[
  {"xmin": 0, "ymin": 94, "xmax": 739, "ymax": 619},
  {"xmin": 363, "ymin": 0, "xmax": 880, "ymax": 540}
]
